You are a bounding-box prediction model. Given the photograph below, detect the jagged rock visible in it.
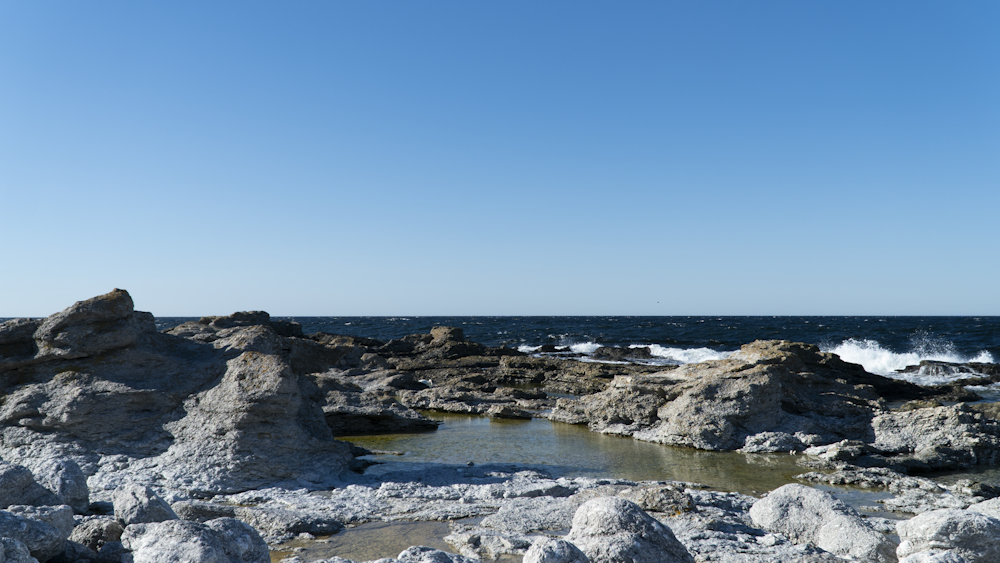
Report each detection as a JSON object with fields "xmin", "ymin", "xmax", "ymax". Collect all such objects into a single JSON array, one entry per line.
[
  {"xmin": 120, "ymin": 517, "xmax": 268, "ymax": 563},
  {"xmin": 6, "ymin": 505, "xmax": 74, "ymax": 546},
  {"xmin": 0, "ymin": 508, "xmax": 69, "ymax": 562},
  {"xmin": 0, "ymin": 461, "xmax": 62, "ymax": 508},
  {"xmin": 112, "ymin": 484, "xmax": 178, "ymax": 526},
  {"xmin": 485, "ymin": 405, "xmax": 532, "ymax": 419},
  {"xmin": 564, "ymin": 497, "xmax": 694, "ymax": 563},
  {"xmin": 396, "ymin": 546, "xmax": 479, "ymax": 563},
  {"xmin": 30, "ymin": 289, "xmax": 156, "ymax": 363},
  {"xmin": 232, "ymin": 506, "xmax": 343, "ymax": 542},
  {"xmin": 309, "ymin": 371, "xmax": 438, "ymax": 436},
  {"xmin": 523, "ymin": 538, "xmax": 590, "ymax": 563},
  {"xmin": 871, "ymin": 405, "xmax": 1000, "ymax": 471},
  {"xmin": 896, "ymin": 509, "xmax": 1000, "ymax": 563},
  {"xmin": 740, "ymin": 431, "xmax": 807, "ymax": 453},
  {"xmin": 548, "ymin": 340, "xmax": 941, "ymax": 452},
  {"xmin": 170, "ymin": 501, "xmax": 237, "ymax": 523},
  {"xmin": 748, "ymin": 484, "xmax": 897, "ymax": 563},
  {"xmin": 155, "ymin": 351, "xmax": 352, "ymax": 493},
  {"xmin": 615, "ymin": 485, "xmax": 693, "ymax": 515},
  {"xmin": 69, "ymin": 517, "xmax": 124, "ymax": 552},
  {"xmin": 24, "ymin": 458, "xmax": 89, "ymax": 514},
  {"xmin": 0, "ymin": 537, "xmax": 38, "ymax": 563}
]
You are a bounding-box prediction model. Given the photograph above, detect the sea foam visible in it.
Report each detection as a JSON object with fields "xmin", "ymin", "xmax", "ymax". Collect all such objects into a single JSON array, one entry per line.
[
  {"xmin": 825, "ymin": 337, "xmax": 995, "ymax": 383},
  {"xmin": 642, "ymin": 344, "xmax": 731, "ymax": 364}
]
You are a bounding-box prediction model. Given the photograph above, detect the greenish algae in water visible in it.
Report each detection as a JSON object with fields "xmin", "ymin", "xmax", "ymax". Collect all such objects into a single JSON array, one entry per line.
[
  {"xmin": 271, "ymin": 521, "xmax": 453, "ymax": 563},
  {"xmin": 280, "ymin": 413, "xmax": 852, "ymax": 562},
  {"xmin": 346, "ymin": 412, "xmax": 806, "ymax": 496}
]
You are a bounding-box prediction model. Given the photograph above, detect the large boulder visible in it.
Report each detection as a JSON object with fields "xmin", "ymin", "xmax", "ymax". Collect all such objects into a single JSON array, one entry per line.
[
  {"xmin": 0, "ymin": 461, "xmax": 62, "ymax": 508},
  {"xmin": 0, "ymin": 508, "xmax": 69, "ymax": 562},
  {"xmin": 24, "ymin": 458, "xmax": 89, "ymax": 514},
  {"xmin": 564, "ymin": 497, "xmax": 694, "ymax": 563},
  {"xmin": 112, "ymin": 484, "xmax": 178, "ymax": 526},
  {"xmin": 120, "ymin": 518, "xmax": 268, "ymax": 563},
  {"xmin": 523, "ymin": 538, "xmax": 590, "ymax": 563},
  {"xmin": 749, "ymin": 484, "xmax": 897, "ymax": 563},
  {"xmin": 896, "ymin": 509, "xmax": 1000, "ymax": 563}
]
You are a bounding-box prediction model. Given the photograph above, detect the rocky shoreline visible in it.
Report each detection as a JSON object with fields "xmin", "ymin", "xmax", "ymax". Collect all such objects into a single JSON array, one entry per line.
[{"xmin": 3, "ymin": 290, "xmax": 1000, "ymax": 562}]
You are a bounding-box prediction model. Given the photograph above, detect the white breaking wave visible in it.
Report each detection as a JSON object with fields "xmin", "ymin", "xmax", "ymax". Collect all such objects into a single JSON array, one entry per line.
[
  {"xmin": 825, "ymin": 338, "xmax": 996, "ymax": 385},
  {"xmin": 641, "ymin": 344, "xmax": 731, "ymax": 364},
  {"xmin": 569, "ymin": 342, "xmax": 602, "ymax": 354}
]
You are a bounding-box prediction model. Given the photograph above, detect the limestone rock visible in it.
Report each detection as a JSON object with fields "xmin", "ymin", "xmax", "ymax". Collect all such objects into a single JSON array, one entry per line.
[
  {"xmin": 155, "ymin": 351, "xmax": 352, "ymax": 493},
  {"xmin": 396, "ymin": 546, "xmax": 479, "ymax": 563},
  {"xmin": 0, "ymin": 537, "xmax": 38, "ymax": 563},
  {"xmin": 24, "ymin": 458, "xmax": 89, "ymax": 514},
  {"xmin": 748, "ymin": 484, "xmax": 897, "ymax": 563},
  {"xmin": 31, "ymin": 289, "xmax": 156, "ymax": 362},
  {"xmin": 871, "ymin": 405, "xmax": 1000, "ymax": 471},
  {"xmin": 0, "ymin": 508, "xmax": 68, "ymax": 562},
  {"xmin": 112, "ymin": 484, "xmax": 178, "ymax": 526},
  {"xmin": 120, "ymin": 518, "xmax": 268, "ymax": 563},
  {"xmin": 523, "ymin": 538, "xmax": 590, "ymax": 563},
  {"xmin": 896, "ymin": 509, "xmax": 1000, "ymax": 563},
  {"xmin": 0, "ymin": 461, "xmax": 62, "ymax": 509},
  {"xmin": 69, "ymin": 517, "xmax": 124, "ymax": 552},
  {"xmin": 564, "ymin": 497, "xmax": 694, "ymax": 563}
]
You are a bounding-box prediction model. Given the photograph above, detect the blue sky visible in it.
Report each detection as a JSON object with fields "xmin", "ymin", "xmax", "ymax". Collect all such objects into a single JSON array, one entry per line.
[{"xmin": 2, "ymin": 1, "xmax": 998, "ymax": 316}]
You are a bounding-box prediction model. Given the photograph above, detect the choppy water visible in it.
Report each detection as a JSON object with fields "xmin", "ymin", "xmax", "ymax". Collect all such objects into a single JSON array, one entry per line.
[{"xmin": 157, "ymin": 315, "xmax": 1000, "ymax": 381}]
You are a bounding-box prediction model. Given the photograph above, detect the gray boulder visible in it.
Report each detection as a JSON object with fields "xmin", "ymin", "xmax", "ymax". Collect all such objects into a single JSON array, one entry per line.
[
  {"xmin": 25, "ymin": 458, "xmax": 89, "ymax": 514},
  {"xmin": 748, "ymin": 484, "xmax": 897, "ymax": 563},
  {"xmin": 5, "ymin": 505, "xmax": 74, "ymax": 544},
  {"xmin": 32, "ymin": 289, "xmax": 156, "ymax": 363},
  {"xmin": 523, "ymin": 538, "xmax": 590, "ymax": 563},
  {"xmin": 0, "ymin": 509, "xmax": 68, "ymax": 562},
  {"xmin": 0, "ymin": 461, "xmax": 62, "ymax": 509},
  {"xmin": 112, "ymin": 484, "xmax": 178, "ymax": 526},
  {"xmin": 0, "ymin": 537, "xmax": 38, "ymax": 563},
  {"xmin": 564, "ymin": 497, "xmax": 694, "ymax": 563},
  {"xmin": 69, "ymin": 517, "xmax": 124, "ymax": 552},
  {"xmin": 396, "ymin": 546, "xmax": 479, "ymax": 563},
  {"xmin": 120, "ymin": 518, "xmax": 268, "ymax": 563},
  {"xmin": 896, "ymin": 509, "xmax": 1000, "ymax": 563}
]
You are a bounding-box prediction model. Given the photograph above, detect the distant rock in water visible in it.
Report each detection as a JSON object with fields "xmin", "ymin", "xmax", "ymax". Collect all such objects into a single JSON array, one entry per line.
[{"xmin": 549, "ymin": 339, "xmax": 999, "ymax": 471}]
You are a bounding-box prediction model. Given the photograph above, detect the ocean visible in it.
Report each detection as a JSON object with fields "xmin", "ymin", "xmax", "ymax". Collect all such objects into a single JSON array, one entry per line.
[{"xmin": 156, "ymin": 316, "xmax": 1000, "ymax": 387}]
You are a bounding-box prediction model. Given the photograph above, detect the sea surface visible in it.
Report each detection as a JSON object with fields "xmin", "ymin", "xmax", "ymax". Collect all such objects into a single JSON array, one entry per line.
[{"xmin": 157, "ymin": 315, "xmax": 1000, "ymax": 385}]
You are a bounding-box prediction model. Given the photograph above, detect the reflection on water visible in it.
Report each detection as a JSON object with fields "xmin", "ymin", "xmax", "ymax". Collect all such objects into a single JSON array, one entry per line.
[
  {"xmin": 271, "ymin": 521, "xmax": 452, "ymax": 563},
  {"xmin": 345, "ymin": 412, "xmax": 806, "ymax": 495},
  {"xmin": 282, "ymin": 413, "xmax": 887, "ymax": 562}
]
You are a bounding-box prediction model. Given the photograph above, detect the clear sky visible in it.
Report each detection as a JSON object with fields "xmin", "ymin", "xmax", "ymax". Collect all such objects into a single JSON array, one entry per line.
[{"xmin": 1, "ymin": 1, "xmax": 998, "ymax": 317}]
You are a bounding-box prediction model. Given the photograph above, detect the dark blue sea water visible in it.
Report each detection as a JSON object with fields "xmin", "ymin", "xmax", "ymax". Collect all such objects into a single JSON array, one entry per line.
[{"xmin": 155, "ymin": 316, "xmax": 1000, "ymax": 383}]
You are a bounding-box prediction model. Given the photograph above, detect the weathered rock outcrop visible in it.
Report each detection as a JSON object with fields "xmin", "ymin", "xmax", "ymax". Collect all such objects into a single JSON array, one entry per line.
[
  {"xmin": 896, "ymin": 508, "xmax": 1000, "ymax": 563},
  {"xmin": 564, "ymin": 497, "xmax": 694, "ymax": 563},
  {"xmin": 0, "ymin": 289, "xmax": 353, "ymax": 496},
  {"xmin": 120, "ymin": 517, "xmax": 269, "ymax": 563},
  {"xmin": 549, "ymin": 340, "xmax": 966, "ymax": 458},
  {"xmin": 748, "ymin": 484, "xmax": 897, "ymax": 563}
]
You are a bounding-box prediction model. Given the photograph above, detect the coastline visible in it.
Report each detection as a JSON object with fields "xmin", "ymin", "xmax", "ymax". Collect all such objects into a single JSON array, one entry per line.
[{"xmin": 2, "ymin": 290, "xmax": 1000, "ymax": 562}]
